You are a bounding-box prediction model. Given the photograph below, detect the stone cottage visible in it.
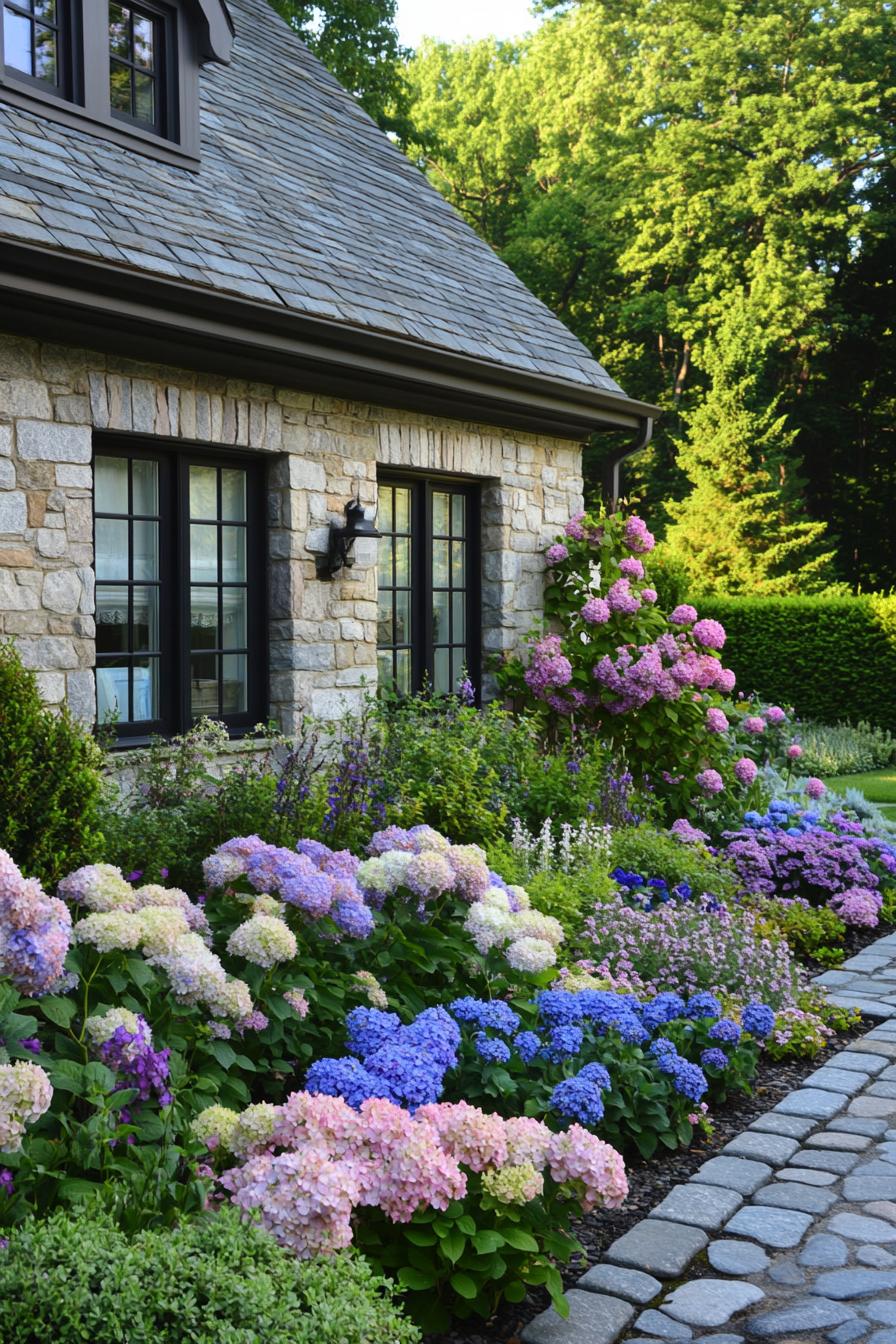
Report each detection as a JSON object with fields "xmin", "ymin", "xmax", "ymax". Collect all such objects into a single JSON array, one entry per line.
[{"xmin": 0, "ymin": 0, "xmax": 656, "ymax": 742}]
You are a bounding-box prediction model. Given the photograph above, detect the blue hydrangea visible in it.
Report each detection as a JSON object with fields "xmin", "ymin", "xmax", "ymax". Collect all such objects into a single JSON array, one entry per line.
[
  {"xmin": 700, "ymin": 1048, "xmax": 729, "ymax": 1071},
  {"xmin": 331, "ymin": 899, "xmax": 375, "ymax": 939},
  {"xmin": 535, "ymin": 990, "xmax": 587, "ymax": 1027},
  {"xmin": 365, "ymin": 1040, "xmax": 445, "ymax": 1107},
  {"xmin": 708, "ymin": 1018, "xmax": 742, "ymax": 1045},
  {"xmin": 345, "ymin": 1006, "xmax": 403, "ymax": 1059},
  {"xmin": 641, "ymin": 992, "xmax": 687, "ymax": 1030},
  {"xmin": 650, "ymin": 1038, "xmax": 679, "ymax": 1074},
  {"xmin": 610, "ymin": 867, "xmax": 646, "ymax": 888},
  {"xmin": 474, "ymin": 1032, "xmax": 512, "ymax": 1064},
  {"xmin": 672, "ymin": 1060, "xmax": 708, "ymax": 1102},
  {"xmin": 578, "ymin": 1061, "xmax": 612, "ymax": 1091},
  {"xmin": 403, "ymin": 1006, "xmax": 461, "ymax": 1069},
  {"xmin": 550, "ymin": 1076, "xmax": 605, "ymax": 1126},
  {"xmin": 513, "ymin": 1030, "xmax": 543, "ymax": 1063},
  {"xmin": 542, "ymin": 1024, "xmax": 584, "ymax": 1062},
  {"xmin": 305, "ymin": 1056, "xmax": 390, "ymax": 1109},
  {"xmin": 742, "ymin": 1002, "xmax": 776, "ymax": 1039},
  {"xmin": 448, "ymin": 997, "xmax": 520, "ymax": 1036},
  {"xmin": 671, "ymin": 881, "xmax": 693, "ymax": 902},
  {"xmin": 686, "ymin": 992, "xmax": 722, "ymax": 1020}
]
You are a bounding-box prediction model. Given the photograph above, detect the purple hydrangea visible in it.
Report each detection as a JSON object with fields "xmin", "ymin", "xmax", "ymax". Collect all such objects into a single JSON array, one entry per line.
[
  {"xmin": 692, "ymin": 618, "xmax": 726, "ymax": 650},
  {"xmin": 701, "ymin": 1048, "xmax": 729, "ymax": 1071},
  {"xmin": 550, "ymin": 1075, "xmax": 605, "ymax": 1126},
  {"xmin": 708, "ymin": 1018, "xmax": 742, "ymax": 1045}
]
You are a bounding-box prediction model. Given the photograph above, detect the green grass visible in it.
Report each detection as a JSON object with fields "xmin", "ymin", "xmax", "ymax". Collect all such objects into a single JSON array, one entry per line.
[{"xmin": 827, "ymin": 768, "xmax": 896, "ymax": 817}]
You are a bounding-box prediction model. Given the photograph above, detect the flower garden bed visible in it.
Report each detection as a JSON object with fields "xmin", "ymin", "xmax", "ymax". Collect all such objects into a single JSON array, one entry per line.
[{"xmin": 2, "ymin": 509, "xmax": 896, "ymax": 1344}]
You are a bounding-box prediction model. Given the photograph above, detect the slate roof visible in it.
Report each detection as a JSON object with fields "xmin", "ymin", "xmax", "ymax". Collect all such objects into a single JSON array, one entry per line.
[{"xmin": 0, "ymin": 0, "xmax": 627, "ymax": 397}]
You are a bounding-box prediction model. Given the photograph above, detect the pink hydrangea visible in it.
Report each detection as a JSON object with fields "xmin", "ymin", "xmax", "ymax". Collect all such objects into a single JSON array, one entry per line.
[
  {"xmin": 787, "ymin": 743, "xmax": 803, "ymax": 760},
  {"xmin": 743, "ymin": 716, "xmax": 766, "ymax": 734},
  {"xmin": 641, "ymin": 588, "xmax": 658, "ymax": 604},
  {"xmin": 503, "ymin": 1115, "xmax": 553, "ymax": 1169},
  {"xmin": 692, "ymin": 618, "xmax": 726, "ymax": 650},
  {"xmin": 618, "ymin": 557, "xmax": 644, "ymax": 580},
  {"xmin": 525, "ymin": 635, "xmax": 573, "ymax": 698},
  {"xmin": 415, "ymin": 1101, "xmax": 508, "ymax": 1172},
  {"xmin": 706, "ymin": 708, "xmax": 729, "ymax": 733},
  {"xmin": 734, "ymin": 757, "xmax": 758, "ymax": 786},
  {"xmin": 765, "ymin": 706, "xmax": 786, "ymax": 724},
  {"xmin": 1, "ymin": 849, "xmax": 71, "ymax": 996},
  {"xmin": 670, "ymin": 818, "xmax": 710, "ymax": 845},
  {"xmin": 565, "ymin": 513, "xmax": 586, "ymax": 540},
  {"xmin": 805, "ymin": 777, "xmax": 826, "ymax": 800},
  {"xmin": 546, "ymin": 543, "xmax": 569, "ymax": 565},
  {"xmin": 670, "ymin": 605, "xmax": 698, "ymax": 626},
  {"xmin": 830, "ymin": 886, "xmax": 882, "ymax": 928},
  {"xmin": 696, "ymin": 769, "xmax": 724, "ymax": 795},
  {"xmin": 715, "ymin": 667, "xmax": 737, "ymax": 693},
  {"xmin": 606, "ymin": 579, "xmax": 641, "ymax": 616},
  {"xmin": 547, "ymin": 1125, "xmax": 628, "ymax": 1212},
  {"xmin": 622, "ymin": 515, "xmax": 655, "ymax": 554},
  {"xmin": 581, "ymin": 597, "xmax": 611, "ymax": 624}
]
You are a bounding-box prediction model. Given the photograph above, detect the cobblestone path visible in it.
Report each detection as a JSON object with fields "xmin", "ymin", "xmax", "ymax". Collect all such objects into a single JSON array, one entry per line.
[{"xmin": 523, "ymin": 931, "xmax": 896, "ymax": 1344}]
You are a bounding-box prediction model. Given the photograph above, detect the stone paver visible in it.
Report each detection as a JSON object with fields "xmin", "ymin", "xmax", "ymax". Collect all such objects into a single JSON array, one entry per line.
[{"xmin": 523, "ymin": 934, "xmax": 896, "ymax": 1344}]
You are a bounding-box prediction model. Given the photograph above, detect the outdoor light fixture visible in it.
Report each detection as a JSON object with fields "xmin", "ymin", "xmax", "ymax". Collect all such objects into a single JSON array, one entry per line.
[{"xmin": 317, "ymin": 497, "xmax": 381, "ymax": 579}]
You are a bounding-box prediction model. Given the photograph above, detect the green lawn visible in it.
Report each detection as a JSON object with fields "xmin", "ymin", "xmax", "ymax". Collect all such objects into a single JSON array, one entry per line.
[{"xmin": 827, "ymin": 767, "xmax": 896, "ymax": 817}]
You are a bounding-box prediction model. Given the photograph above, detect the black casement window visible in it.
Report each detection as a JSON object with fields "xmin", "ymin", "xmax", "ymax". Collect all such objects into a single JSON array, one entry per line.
[
  {"xmin": 93, "ymin": 445, "xmax": 266, "ymax": 740},
  {"xmin": 376, "ymin": 475, "xmax": 480, "ymax": 697},
  {"xmin": 2, "ymin": 0, "xmax": 67, "ymax": 90},
  {"xmin": 108, "ymin": 1, "xmax": 165, "ymax": 133}
]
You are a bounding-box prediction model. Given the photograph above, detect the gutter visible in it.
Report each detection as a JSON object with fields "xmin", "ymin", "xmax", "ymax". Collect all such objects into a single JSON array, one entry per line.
[
  {"xmin": 0, "ymin": 241, "xmax": 661, "ymax": 443},
  {"xmin": 603, "ymin": 416, "xmax": 655, "ymax": 508}
]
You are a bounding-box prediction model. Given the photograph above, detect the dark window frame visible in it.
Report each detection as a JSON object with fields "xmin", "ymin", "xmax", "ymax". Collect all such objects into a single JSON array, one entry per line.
[
  {"xmin": 377, "ymin": 471, "xmax": 482, "ymax": 700},
  {"xmin": 92, "ymin": 436, "xmax": 269, "ymax": 746},
  {"xmin": 1, "ymin": 0, "xmax": 79, "ymax": 97},
  {"xmin": 0, "ymin": 0, "xmax": 200, "ymax": 165},
  {"xmin": 108, "ymin": 0, "xmax": 173, "ymax": 138}
]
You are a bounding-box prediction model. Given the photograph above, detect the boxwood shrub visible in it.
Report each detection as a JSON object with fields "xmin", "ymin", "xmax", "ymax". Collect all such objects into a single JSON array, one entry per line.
[{"xmin": 695, "ymin": 595, "xmax": 896, "ymax": 731}]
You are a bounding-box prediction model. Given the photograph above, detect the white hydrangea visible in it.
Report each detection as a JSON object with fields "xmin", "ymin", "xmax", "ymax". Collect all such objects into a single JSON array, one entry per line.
[
  {"xmin": 507, "ymin": 885, "xmax": 531, "ymax": 911},
  {"xmin": 464, "ymin": 901, "xmax": 514, "ymax": 953},
  {"xmin": 481, "ymin": 886, "xmax": 512, "ymax": 911},
  {"xmin": 72, "ymin": 910, "xmax": 143, "ymax": 952},
  {"xmin": 206, "ymin": 975, "xmax": 254, "ymax": 1021},
  {"xmin": 505, "ymin": 936, "xmax": 557, "ymax": 973},
  {"xmin": 231, "ymin": 1102, "xmax": 279, "ymax": 1157},
  {"xmin": 192, "ymin": 1104, "xmax": 239, "ymax": 1152},
  {"xmin": 138, "ymin": 905, "xmax": 191, "ymax": 956},
  {"xmin": 357, "ymin": 851, "xmax": 412, "ymax": 896},
  {"xmin": 512, "ymin": 909, "xmax": 564, "ymax": 948},
  {"xmin": 227, "ymin": 914, "xmax": 298, "ymax": 969},
  {"xmin": 84, "ymin": 1006, "xmax": 141, "ymax": 1048}
]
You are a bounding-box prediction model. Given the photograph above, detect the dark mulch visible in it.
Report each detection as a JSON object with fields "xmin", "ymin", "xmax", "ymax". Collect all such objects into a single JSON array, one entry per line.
[{"xmin": 429, "ymin": 1013, "xmax": 871, "ymax": 1344}]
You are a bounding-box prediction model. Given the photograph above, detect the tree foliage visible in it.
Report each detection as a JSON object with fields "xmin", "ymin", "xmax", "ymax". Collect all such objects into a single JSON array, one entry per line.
[
  {"xmin": 271, "ymin": 0, "xmax": 409, "ymax": 131},
  {"xmin": 401, "ymin": 0, "xmax": 896, "ymax": 589}
]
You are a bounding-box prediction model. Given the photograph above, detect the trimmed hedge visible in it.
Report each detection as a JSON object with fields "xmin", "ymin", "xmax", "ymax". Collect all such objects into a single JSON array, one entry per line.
[{"xmin": 696, "ymin": 596, "xmax": 896, "ymax": 731}]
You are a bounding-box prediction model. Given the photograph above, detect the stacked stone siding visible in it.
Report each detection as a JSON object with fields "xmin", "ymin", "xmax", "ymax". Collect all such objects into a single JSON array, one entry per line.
[{"xmin": 0, "ymin": 331, "xmax": 585, "ymax": 732}]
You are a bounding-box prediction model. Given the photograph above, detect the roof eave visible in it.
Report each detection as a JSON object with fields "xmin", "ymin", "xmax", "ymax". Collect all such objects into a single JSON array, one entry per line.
[{"xmin": 0, "ymin": 241, "xmax": 660, "ymax": 441}]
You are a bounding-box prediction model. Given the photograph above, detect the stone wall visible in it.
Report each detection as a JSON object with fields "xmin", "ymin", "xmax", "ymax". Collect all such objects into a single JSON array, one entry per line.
[{"xmin": 0, "ymin": 331, "xmax": 585, "ymax": 732}]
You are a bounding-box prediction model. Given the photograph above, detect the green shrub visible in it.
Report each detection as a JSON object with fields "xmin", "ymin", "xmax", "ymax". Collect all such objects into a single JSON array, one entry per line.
[
  {"xmin": 0, "ymin": 1207, "xmax": 420, "ymax": 1344},
  {"xmin": 756, "ymin": 899, "xmax": 847, "ymax": 967},
  {"xmin": 695, "ymin": 595, "xmax": 896, "ymax": 731},
  {"xmin": 0, "ymin": 641, "xmax": 104, "ymax": 886},
  {"xmin": 610, "ymin": 825, "xmax": 739, "ymax": 899},
  {"xmin": 796, "ymin": 719, "xmax": 896, "ymax": 776}
]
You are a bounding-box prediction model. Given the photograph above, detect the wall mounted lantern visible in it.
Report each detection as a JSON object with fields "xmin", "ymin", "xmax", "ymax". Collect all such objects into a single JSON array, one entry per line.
[{"xmin": 317, "ymin": 498, "xmax": 381, "ymax": 579}]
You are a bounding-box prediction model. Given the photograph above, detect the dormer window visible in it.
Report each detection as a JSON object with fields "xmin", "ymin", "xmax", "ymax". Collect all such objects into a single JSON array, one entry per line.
[{"xmin": 0, "ymin": 0, "xmax": 232, "ymax": 165}]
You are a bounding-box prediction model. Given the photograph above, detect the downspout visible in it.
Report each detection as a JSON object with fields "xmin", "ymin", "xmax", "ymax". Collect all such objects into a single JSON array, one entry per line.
[{"xmin": 603, "ymin": 415, "xmax": 654, "ymax": 510}]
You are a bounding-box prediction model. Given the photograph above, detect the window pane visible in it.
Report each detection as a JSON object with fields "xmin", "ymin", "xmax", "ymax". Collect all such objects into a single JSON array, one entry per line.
[
  {"xmin": 434, "ymin": 646, "xmax": 450, "ymax": 695},
  {"xmin": 395, "ymin": 648, "xmax": 411, "ymax": 695},
  {"xmin": 394, "ymin": 590, "xmax": 410, "ymax": 644},
  {"xmin": 95, "ymin": 586, "xmax": 129, "ymax": 653},
  {"xmin": 432, "ymin": 492, "xmax": 449, "ymax": 535},
  {"xmin": 432, "ymin": 540, "xmax": 449, "ymax": 587},
  {"xmin": 221, "ymin": 588, "xmax": 246, "ymax": 649},
  {"xmin": 190, "ymin": 653, "xmax": 218, "ymax": 717},
  {"xmin": 94, "ymin": 457, "xmax": 128, "ymax": 513},
  {"xmin": 222, "ymin": 654, "xmax": 247, "ymax": 714},
  {"xmin": 96, "ymin": 663, "xmax": 129, "ymax": 724},
  {"xmin": 221, "ymin": 469, "xmax": 246, "ymax": 521},
  {"xmin": 109, "ymin": 59, "xmax": 131, "ymax": 112},
  {"xmin": 190, "ymin": 524, "xmax": 218, "ymax": 582},
  {"xmin": 95, "ymin": 518, "xmax": 129, "ymax": 579},
  {"xmin": 3, "ymin": 10, "xmax": 32, "ymax": 74},
  {"xmin": 432, "ymin": 590, "xmax": 449, "ymax": 644},
  {"xmin": 190, "ymin": 465, "xmax": 218, "ymax": 519},
  {"xmin": 109, "ymin": 3, "xmax": 130, "ymax": 58},
  {"xmin": 132, "ymin": 11, "xmax": 153, "ymax": 67},
  {"xmin": 451, "ymin": 494, "xmax": 465, "ymax": 535},
  {"xmin": 394, "ymin": 536, "xmax": 410, "ymax": 586},
  {"xmin": 377, "ymin": 650, "xmax": 393, "ymax": 690},
  {"xmin": 133, "ymin": 520, "xmax": 158, "ymax": 580},
  {"xmin": 451, "ymin": 648, "xmax": 465, "ymax": 689},
  {"xmin": 34, "ymin": 0, "xmax": 56, "ymax": 21},
  {"xmin": 377, "ymin": 488, "xmax": 393, "ymax": 534},
  {"xmin": 132, "ymin": 458, "xmax": 158, "ymax": 514},
  {"xmin": 190, "ymin": 587, "xmax": 218, "ymax": 650},
  {"xmin": 377, "ymin": 591, "xmax": 393, "ymax": 647},
  {"xmin": 221, "ymin": 526, "xmax": 246, "ymax": 582},
  {"xmin": 378, "ymin": 535, "xmax": 393, "ymax": 585},
  {"xmin": 134, "ymin": 70, "xmax": 154, "ymax": 123},
  {"xmin": 451, "ymin": 540, "xmax": 465, "ymax": 586},
  {"xmin": 394, "ymin": 487, "xmax": 410, "ymax": 532},
  {"xmin": 33, "ymin": 22, "xmax": 55, "ymax": 80},
  {"xmin": 132, "ymin": 656, "xmax": 159, "ymax": 721},
  {"xmin": 131, "ymin": 586, "xmax": 159, "ymax": 652},
  {"xmin": 452, "ymin": 591, "xmax": 466, "ymax": 643}
]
